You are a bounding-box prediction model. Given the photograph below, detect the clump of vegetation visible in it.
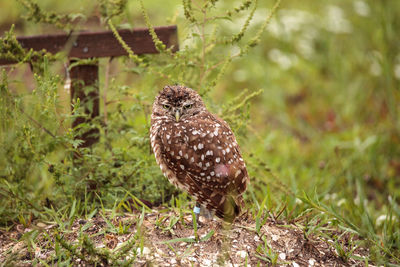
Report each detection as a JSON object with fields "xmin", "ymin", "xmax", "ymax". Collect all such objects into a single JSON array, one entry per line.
[{"xmin": 0, "ymin": 0, "xmax": 277, "ymax": 226}]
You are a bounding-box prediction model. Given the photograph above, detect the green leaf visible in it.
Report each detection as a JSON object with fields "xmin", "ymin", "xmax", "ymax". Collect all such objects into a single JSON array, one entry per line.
[
  {"xmin": 161, "ymin": 237, "xmax": 196, "ymax": 244},
  {"xmin": 200, "ymin": 230, "xmax": 215, "ymax": 242}
]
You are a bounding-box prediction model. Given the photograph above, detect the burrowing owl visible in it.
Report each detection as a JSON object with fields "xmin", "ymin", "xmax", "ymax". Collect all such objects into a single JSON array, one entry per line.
[{"xmin": 150, "ymin": 85, "xmax": 249, "ymax": 222}]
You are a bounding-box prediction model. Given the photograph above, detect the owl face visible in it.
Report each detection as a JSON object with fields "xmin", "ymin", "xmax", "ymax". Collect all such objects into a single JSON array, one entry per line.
[{"xmin": 153, "ymin": 85, "xmax": 206, "ymax": 122}]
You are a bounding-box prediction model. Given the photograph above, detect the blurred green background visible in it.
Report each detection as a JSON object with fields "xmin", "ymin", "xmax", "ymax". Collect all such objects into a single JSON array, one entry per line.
[{"xmin": 1, "ymin": 0, "xmax": 399, "ymax": 262}]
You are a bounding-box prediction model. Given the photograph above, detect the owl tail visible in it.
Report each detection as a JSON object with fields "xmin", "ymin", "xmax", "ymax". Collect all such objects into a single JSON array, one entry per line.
[{"xmin": 214, "ymin": 194, "xmax": 244, "ymax": 223}]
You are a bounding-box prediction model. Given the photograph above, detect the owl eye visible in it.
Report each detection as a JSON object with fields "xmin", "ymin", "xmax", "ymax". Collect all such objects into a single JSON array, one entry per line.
[
  {"xmin": 183, "ymin": 104, "xmax": 192, "ymax": 109},
  {"xmin": 163, "ymin": 104, "xmax": 171, "ymax": 110}
]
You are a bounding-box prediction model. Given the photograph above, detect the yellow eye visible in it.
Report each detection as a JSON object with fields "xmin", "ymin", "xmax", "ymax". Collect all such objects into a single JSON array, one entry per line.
[
  {"xmin": 163, "ymin": 104, "xmax": 171, "ymax": 110},
  {"xmin": 184, "ymin": 104, "xmax": 192, "ymax": 109}
]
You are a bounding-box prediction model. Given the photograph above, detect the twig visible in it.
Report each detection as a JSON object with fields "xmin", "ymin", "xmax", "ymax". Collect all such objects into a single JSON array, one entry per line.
[
  {"xmin": 199, "ymin": 3, "xmax": 207, "ymax": 85},
  {"xmin": 103, "ymin": 58, "xmax": 112, "ymax": 127},
  {"xmin": 19, "ymin": 107, "xmax": 56, "ymax": 138},
  {"xmin": 0, "ymin": 187, "xmax": 42, "ymax": 213}
]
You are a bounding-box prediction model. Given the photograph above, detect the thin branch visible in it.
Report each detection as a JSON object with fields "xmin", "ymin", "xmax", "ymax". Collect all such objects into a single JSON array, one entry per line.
[
  {"xmin": 103, "ymin": 57, "xmax": 112, "ymax": 127},
  {"xmin": 0, "ymin": 187, "xmax": 43, "ymax": 213},
  {"xmin": 202, "ymin": 52, "xmax": 241, "ymax": 79},
  {"xmin": 19, "ymin": 107, "xmax": 56, "ymax": 138},
  {"xmin": 199, "ymin": 2, "xmax": 208, "ymax": 85}
]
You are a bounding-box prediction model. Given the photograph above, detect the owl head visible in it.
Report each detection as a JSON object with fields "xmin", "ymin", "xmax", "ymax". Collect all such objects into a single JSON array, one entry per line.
[{"xmin": 152, "ymin": 85, "xmax": 206, "ymax": 122}]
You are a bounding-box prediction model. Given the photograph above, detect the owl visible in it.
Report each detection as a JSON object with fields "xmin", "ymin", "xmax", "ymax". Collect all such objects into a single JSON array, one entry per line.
[{"xmin": 150, "ymin": 85, "xmax": 249, "ymax": 222}]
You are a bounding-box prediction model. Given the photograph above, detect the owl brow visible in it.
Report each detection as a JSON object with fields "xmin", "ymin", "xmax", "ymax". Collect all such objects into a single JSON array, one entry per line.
[{"xmin": 160, "ymin": 100, "xmax": 171, "ymax": 105}]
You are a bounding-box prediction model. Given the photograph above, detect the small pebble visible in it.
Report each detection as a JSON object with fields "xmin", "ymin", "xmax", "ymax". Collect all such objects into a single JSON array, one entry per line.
[
  {"xmin": 12, "ymin": 242, "xmax": 25, "ymax": 253},
  {"xmin": 136, "ymin": 247, "xmax": 150, "ymax": 255},
  {"xmin": 236, "ymin": 250, "xmax": 247, "ymax": 258},
  {"xmin": 36, "ymin": 222, "xmax": 46, "ymax": 228},
  {"xmin": 203, "ymin": 259, "xmax": 211, "ymax": 265},
  {"xmin": 188, "ymin": 256, "xmax": 197, "ymax": 262}
]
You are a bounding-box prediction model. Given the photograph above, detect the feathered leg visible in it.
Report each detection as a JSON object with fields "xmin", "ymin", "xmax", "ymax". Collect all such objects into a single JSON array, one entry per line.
[{"xmin": 193, "ymin": 202, "xmax": 201, "ymax": 225}]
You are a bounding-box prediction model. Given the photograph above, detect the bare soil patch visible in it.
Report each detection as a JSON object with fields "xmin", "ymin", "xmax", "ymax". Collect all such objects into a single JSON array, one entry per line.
[{"xmin": 0, "ymin": 208, "xmax": 370, "ymax": 266}]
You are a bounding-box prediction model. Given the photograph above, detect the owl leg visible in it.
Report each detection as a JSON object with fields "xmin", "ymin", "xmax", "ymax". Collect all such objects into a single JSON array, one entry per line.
[{"xmin": 193, "ymin": 202, "xmax": 201, "ymax": 225}]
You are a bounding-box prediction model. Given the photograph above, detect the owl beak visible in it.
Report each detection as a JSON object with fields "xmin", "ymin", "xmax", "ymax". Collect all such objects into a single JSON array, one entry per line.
[{"xmin": 175, "ymin": 109, "xmax": 181, "ymax": 122}]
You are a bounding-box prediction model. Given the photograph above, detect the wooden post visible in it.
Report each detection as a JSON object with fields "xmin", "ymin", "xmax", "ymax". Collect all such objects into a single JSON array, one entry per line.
[{"xmin": 70, "ymin": 62, "xmax": 100, "ymax": 148}]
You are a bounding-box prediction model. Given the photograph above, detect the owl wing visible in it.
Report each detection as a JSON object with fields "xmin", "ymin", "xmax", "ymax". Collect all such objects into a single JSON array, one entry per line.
[
  {"xmin": 158, "ymin": 113, "xmax": 249, "ymax": 221},
  {"xmin": 184, "ymin": 172, "xmax": 244, "ymax": 222}
]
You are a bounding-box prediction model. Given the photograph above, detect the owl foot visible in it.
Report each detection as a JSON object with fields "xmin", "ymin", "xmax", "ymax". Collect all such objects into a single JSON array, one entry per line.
[{"xmin": 193, "ymin": 202, "xmax": 201, "ymax": 226}]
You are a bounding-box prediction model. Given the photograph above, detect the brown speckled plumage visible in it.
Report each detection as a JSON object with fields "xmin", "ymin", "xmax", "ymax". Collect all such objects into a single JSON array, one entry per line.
[{"xmin": 150, "ymin": 85, "xmax": 249, "ymax": 221}]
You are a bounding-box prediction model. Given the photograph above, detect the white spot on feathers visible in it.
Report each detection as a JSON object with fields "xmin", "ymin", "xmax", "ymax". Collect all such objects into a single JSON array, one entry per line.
[{"xmin": 235, "ymin": 170, "xmax": 241, "ymax": 178}]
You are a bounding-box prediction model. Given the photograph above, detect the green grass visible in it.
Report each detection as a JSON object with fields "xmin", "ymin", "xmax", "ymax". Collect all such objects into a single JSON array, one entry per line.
[{"xmin": 1, "ymin": 0, "xmax": 400, "ymax": 265}]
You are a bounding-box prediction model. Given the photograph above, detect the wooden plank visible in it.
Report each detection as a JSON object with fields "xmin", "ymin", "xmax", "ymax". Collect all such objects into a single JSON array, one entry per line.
[
  {"xmin": 70, "ymin": 62, "xmax": 99, "ymax": 148},
  {"xmin": 0, "ymin": 25, "xmax": 178, "ymax": 65}
]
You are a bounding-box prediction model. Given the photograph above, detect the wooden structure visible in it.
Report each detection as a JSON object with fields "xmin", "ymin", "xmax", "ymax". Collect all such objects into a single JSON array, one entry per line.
[{"xmin": 0, "ymin": 26, "xmax": 178, "ymax": 147}]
